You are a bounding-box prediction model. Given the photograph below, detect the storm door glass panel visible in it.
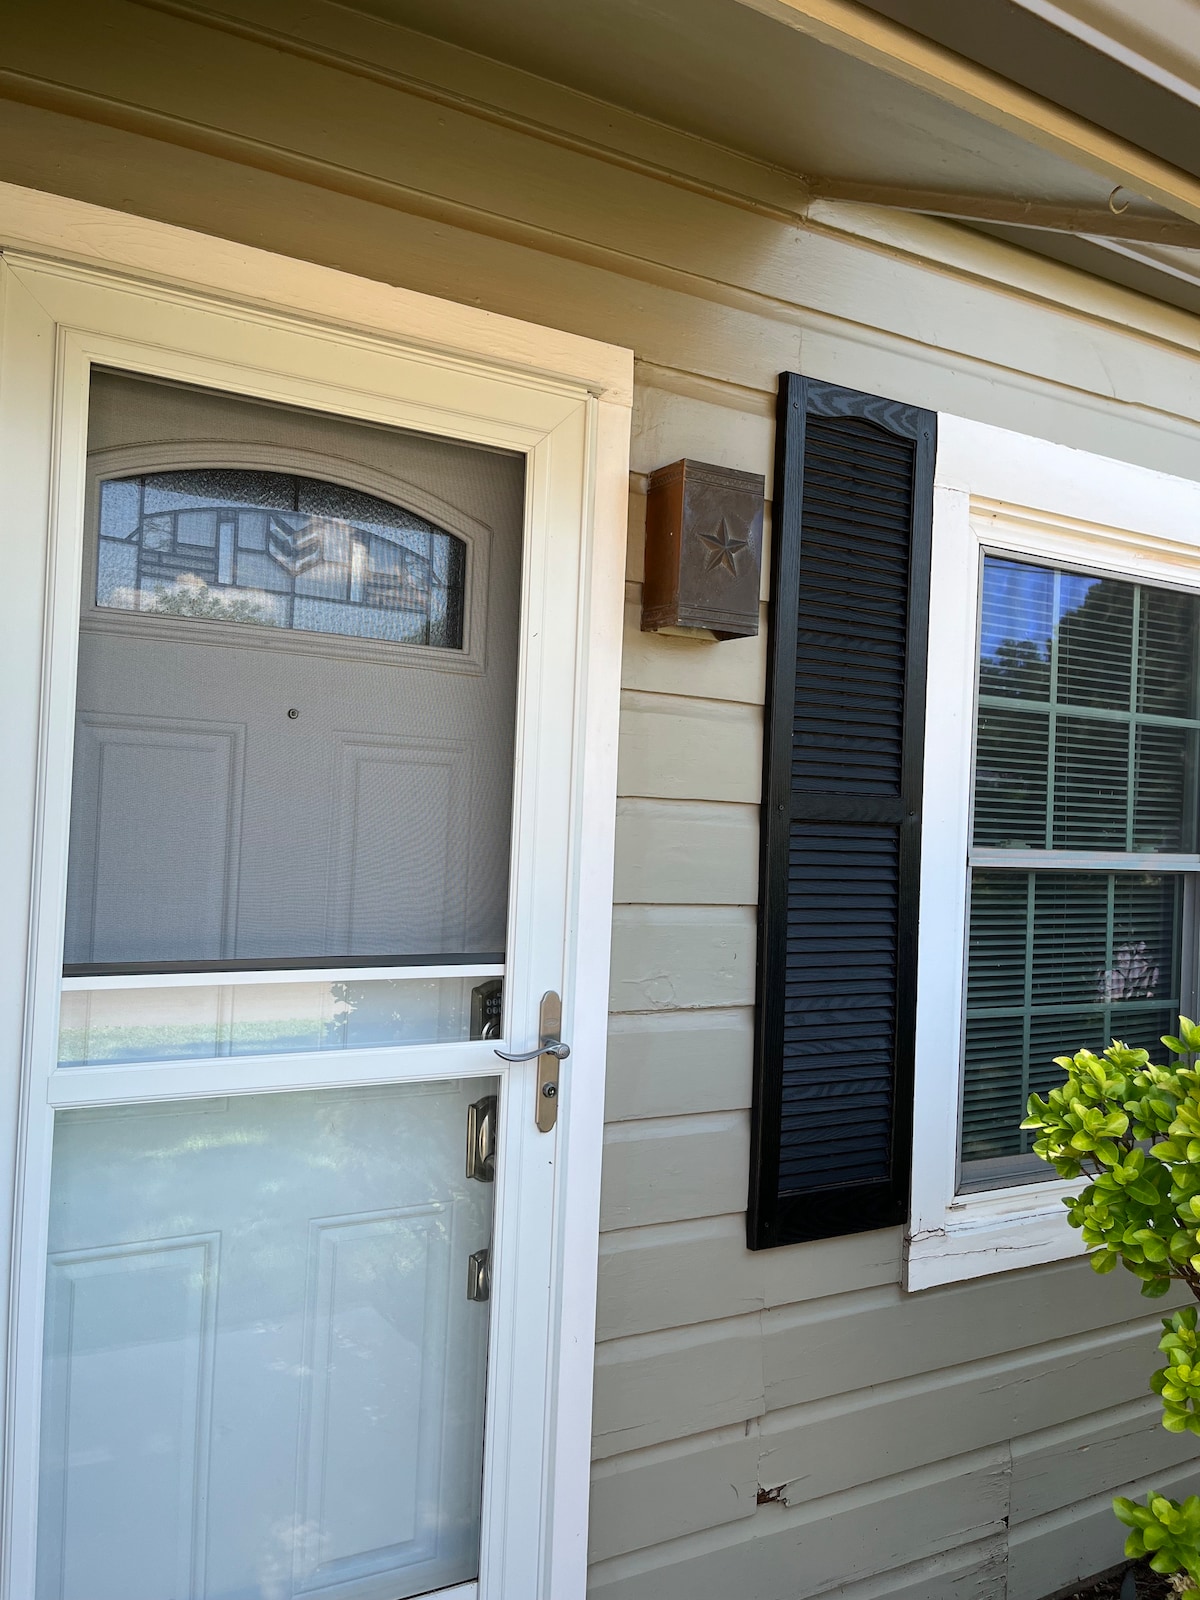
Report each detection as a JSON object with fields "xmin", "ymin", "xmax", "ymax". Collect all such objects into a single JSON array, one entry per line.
[
  {"xmin": 961, "ymin": 556, "xmax": 1200, "ymax": 1187},
  {"xmin": 41, "ymin": 369, "xmax": 525, "ymax": 1600},
  {"xmin": 37, "ymin": 1080, "xmax": 497, "ymax": 1600},
  {"xmin": 65, "ymin": 369, "xmax": 523, "ymax": 984}
]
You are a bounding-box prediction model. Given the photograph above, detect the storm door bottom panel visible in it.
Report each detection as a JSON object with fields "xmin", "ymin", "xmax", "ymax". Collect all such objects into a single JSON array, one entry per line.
[{"xmin": 36, "ymin": 1081, "xmax": 496, "ymax": 1600}]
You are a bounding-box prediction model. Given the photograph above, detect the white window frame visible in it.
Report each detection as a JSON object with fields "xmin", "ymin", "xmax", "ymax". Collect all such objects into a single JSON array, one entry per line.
[
  {"xmin": 905, "ymin": 414, "xmax": 1200, "ymax": 1291},
  {"xmin": 0, "ymin": 181, "xmax": 632, "ymax": 1598}
]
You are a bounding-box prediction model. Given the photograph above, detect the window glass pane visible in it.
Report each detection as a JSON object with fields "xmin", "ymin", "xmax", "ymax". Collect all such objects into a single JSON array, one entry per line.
[
  {"xmin": 97, "ymin": 472, "xmax": 467, "ymax": 650},
  {"xmin": 973, "ymin": 708, "xmax": 1049, "ymax": 847},
  {"xmin": 977, "ymin": 558, "xmax": 1053, "ymax": 701},
  {"xmin": 1052, "ymin": 717, "xmax": 1128, "ymax": 849},
  {"xmin": 1135, "ymin": 724, "xmax": 1191, "ymax": 851},
  {"xmin": 1139, "ymin": 585, "xmax": 1197, "ymax": 716},
  {"xmin": 1056, "ymin": 572, "xmax": 1133, "ymax": 710},
  {"xmin": 961, "ymin": 869, "xmax": 1181, "ymax": 1164},
  {"xmin": 974, "ymin": 557, "xmax": 1200, "ymax": 853}
]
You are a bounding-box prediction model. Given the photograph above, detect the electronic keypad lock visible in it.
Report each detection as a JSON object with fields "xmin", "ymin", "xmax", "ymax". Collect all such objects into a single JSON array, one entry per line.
[{"xmin": 470, "ymin": 978, "xmax": 503, "ymax": 1040}]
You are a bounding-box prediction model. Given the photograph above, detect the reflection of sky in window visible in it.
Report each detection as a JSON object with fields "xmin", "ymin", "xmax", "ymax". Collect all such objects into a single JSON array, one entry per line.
[{"xmin": 980, "ymin": 556, "xmax": 1101, "ymax": 666}]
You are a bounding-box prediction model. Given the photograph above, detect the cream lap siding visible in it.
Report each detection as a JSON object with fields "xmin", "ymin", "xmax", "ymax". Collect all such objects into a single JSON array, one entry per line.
[
  {"xmin": 3, "ymin": 1, "xmax": 1200, "ymax": 1594},
  {"xmin": 594, "ymin": 382, "xmax": 1200, "ymax": 1600}
]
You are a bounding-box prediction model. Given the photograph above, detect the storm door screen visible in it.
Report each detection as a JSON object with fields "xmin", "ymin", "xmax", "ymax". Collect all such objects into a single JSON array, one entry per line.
[{"xmin": 38, "ymin": 369, "xmax": 524, "ymax": 1600}]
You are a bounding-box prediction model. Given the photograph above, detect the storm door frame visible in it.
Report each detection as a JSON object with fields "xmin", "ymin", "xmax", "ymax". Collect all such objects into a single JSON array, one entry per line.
[{"xmin": 0, "ymin": 201, "xmax": 630, "ymax": 1600}]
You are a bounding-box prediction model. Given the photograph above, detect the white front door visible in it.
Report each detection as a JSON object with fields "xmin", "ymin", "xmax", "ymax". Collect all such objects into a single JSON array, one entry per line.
[{"xmin": 0, "ymin": 246, "xmax": 629, "ymax": 1600}]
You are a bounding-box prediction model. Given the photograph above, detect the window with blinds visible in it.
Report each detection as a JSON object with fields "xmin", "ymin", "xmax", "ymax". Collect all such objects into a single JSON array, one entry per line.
[{"xmin": 960, "ymin": 554, "xmax": 1199, "ymax": 1189}]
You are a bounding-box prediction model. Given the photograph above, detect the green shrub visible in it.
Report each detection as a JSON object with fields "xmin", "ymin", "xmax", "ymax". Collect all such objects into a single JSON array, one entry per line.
[{"xmin": 1022, "ymin": 1019, "xmax": 1200, "ymax": 1590}]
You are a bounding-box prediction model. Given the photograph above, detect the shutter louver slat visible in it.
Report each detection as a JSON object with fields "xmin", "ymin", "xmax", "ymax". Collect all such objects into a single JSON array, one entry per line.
[
  {"xmin": 780, "ymin": 823, "xmax": 899, "ymax": 1193},
  {"xmin": 750, "ymin": 375, "xmax": 935, "ymax": 1248}
]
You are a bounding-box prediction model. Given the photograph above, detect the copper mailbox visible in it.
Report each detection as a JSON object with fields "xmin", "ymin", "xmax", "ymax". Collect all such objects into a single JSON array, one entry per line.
[{"xmin": 641, "ymin": 459, "xmax": 764, "ymax": 639}]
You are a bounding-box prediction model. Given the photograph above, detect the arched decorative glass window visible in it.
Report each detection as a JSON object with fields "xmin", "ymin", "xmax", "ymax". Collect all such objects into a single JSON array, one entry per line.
[{"xmin": 95, "ymin": 469, "xmax": 468, "ymax": 648}]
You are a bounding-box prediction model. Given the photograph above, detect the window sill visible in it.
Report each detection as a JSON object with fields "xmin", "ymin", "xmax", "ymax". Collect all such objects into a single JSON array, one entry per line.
[{"xmin": 904, "ymin": 1175, "xmax": 1086, "ymax": 1291}]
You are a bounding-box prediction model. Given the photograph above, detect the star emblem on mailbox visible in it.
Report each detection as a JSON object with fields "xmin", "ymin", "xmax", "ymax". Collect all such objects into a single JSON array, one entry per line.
[{"xmin": 699, "ymin": 516, "xmax": 749, "ymax": 576}]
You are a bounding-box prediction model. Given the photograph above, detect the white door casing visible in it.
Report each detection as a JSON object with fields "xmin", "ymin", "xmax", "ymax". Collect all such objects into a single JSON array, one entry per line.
[{"xmin": 0, "ymin": 190, "xmax": 631, "ymax": 1600}]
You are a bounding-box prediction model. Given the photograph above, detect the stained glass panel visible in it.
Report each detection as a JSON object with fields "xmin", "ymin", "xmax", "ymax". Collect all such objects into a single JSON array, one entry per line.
[{"xmin": 96, "ymin": 470, "xmax": 466, "ymax": 648}]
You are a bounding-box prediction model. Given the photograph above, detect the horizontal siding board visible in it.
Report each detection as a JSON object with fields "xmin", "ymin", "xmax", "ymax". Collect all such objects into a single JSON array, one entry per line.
[
  {"xmin": 617, "ymin": 691, "xmax": 763, "ymax": 803},
  {"xmin": 761, "ymin": 1257, "xmax": 1173, "ymax": 1411},
  {"xmin": 630, "ymin": 381, "xmax": 775, "ymax": 503},
  {"xmin": 588, "ymin": 1448, "xmax": 1009, "ymax": 1595},
  {"xmin": 620, "ymin": 602, "xmax": 767, "ymax": 705},
  {"xmin": 758, "ymin": 1319, "xmax": 1164, "ymax": 1502},
  {"xmin": 608, "ymin": 905, "xmax": 755, "ymax": 1013},
  {"xmin": 613, "ymin": 799, "xmax": 757, "ymax": 907},
  {"xmin": 591, "ymin": 1320, "xmax": 765, "ymax": 1460},
  {"xmin": 1009, "ymin": 1399, "xmax": 1200, "ymax": 1524},
  {"xmin": 600, "ymin": 1113, "xmax": 749, "ymax": 1231},
  {"xmin": 1007, "ymin": 1458, "xmax": 1200, "ymax": 1600},
  {"xmin": 596, "ymin": 1216, "xmax": 901, "ymax": 1341},
  {"xmin": 588, "ymin": 1431, "xmax": 759, "ymax": 1563},
  {"xmin": 604, "ymin": 1008, "xmax": 752, "ymax": 1123}
]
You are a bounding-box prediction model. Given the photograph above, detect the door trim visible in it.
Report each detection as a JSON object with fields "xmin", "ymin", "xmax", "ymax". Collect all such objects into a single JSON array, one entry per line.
[{"xmin": 0, "ymin": 183, "xmax": 631, "ymax": 1600}]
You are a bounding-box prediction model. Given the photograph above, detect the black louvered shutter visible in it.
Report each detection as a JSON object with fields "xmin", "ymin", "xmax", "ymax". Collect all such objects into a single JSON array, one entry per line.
[{"xmin": 748, "ymin": 374, "xmax": 935, "ymax": 1248}]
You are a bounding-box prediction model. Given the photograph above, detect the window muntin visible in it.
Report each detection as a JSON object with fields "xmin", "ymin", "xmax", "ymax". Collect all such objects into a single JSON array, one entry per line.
[
  {"xmin": 96, "ymin": 469, "xmax": 467, "ymax": 649},
  {"xmin": 960, "ymin": 555, "xmax": 1200, "ymax": 1181}
]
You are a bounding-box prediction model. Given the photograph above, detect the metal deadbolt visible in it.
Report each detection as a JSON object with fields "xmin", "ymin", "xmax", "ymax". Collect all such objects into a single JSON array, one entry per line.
[
  {"xmin": 466, "ymin": 1248, "xmax": 491, "ymax": 1303},
  {"xmin": 466, "ymin": 1094, "xmax": 497, "ymax": 1183}
]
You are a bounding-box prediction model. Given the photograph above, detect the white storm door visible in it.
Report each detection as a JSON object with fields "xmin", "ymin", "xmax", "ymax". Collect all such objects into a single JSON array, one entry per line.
[{"xmin": 0, "ymin": 251, "xmax": 628, "ymax": 1600}]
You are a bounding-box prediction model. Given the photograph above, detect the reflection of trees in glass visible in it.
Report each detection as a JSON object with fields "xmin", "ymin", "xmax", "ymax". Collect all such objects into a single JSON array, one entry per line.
[
  {"xmin": 981, "ymin": 567, "xmax": 1198, "ymax": 715},
  {"xmin": 978, "ymin": 637, "xmax": 1048, "ymax": 698},
  {"xmin": 143, "ymin": 573, "xmax": 269, "ymax": 624},
  {"xmin": 327, "ymin": 981, "xmax": 431, "ymax": 1050},
  {"xmin": 1096, "ymin": 941, "xmax": 1160, "ymax": 1003}
]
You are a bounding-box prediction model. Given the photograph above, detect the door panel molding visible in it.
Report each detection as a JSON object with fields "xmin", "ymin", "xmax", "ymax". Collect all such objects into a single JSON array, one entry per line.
[
  {"xmin": 326, "ymin": 734, "xmax": 474, "ymax": 958},
  {"xmin": 67, "ymin": 712, "xmax": 245, "ymax": 966},
  {"xmin": 38, "ymin": 1233, "xmax": 218, "ymax": 1600}
]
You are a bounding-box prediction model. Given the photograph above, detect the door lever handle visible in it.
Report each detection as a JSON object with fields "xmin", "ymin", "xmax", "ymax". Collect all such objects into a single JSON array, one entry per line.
[
  {"xmin": 493, "ymin": 1039, "xmax": 570, "ymax": 1063},
  {"xmin": 494, "ymin": 991, "xmax": 568, "ymax": 1132}
]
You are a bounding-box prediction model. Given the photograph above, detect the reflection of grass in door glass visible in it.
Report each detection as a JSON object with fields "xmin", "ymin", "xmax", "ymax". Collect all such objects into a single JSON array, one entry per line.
[
  {"xmin": 57, "ymin": 1017, "xmax": 325, "ymax": 1066},
  {"xmin": 58, "ymin": 977, "xmax": 469, "ymax": 1065}
]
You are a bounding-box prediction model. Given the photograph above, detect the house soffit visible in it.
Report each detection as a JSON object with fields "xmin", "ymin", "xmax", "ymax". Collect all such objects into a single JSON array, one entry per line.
[{"xmin": 350, "ymin": 0, "xmax": 1200, "ymax": 313}]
